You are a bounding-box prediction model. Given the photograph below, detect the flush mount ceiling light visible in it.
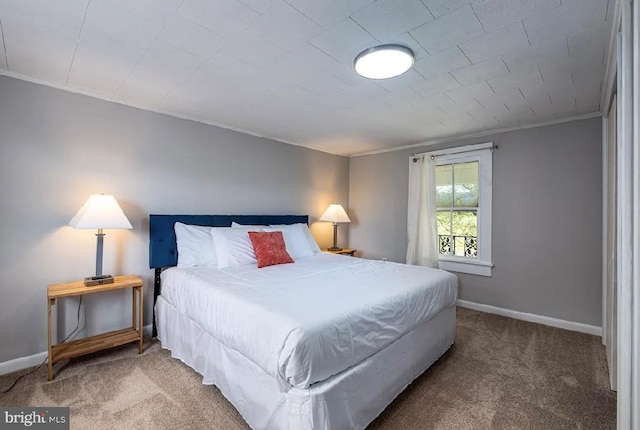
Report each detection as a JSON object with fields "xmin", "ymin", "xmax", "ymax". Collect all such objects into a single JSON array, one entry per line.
[{"xmin": 354, "ymin": 45, "xmax": 415, "ymax": 80}]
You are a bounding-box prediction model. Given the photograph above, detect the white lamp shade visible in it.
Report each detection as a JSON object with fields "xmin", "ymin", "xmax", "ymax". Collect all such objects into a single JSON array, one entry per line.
[
  {"xmin": 319, "ymin": 204, "xmax": 351, "ymax": 223},
  {"xmin": 69, "ymin": 194, "xmax": 132, "ymax": 229}
]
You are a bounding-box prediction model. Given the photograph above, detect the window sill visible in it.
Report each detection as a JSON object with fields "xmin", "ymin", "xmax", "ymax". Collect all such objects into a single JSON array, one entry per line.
[{"xmin": 438, "ymin": 258, "xmax": 493, "ymax": 277}]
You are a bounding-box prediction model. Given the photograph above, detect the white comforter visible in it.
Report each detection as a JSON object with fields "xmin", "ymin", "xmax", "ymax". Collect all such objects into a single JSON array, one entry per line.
[{"xmin": 160, "ymin": 253, "xmax": 457, "ymax": 392}]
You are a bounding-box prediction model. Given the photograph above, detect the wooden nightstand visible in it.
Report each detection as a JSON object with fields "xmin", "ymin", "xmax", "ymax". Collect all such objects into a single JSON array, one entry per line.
[
  {"xmin": 47, "ymin": 275, "xmax": 144, "ymax": 380},
  {"xmin": 324, "ymin": 248, "xmax": 357, "ymax": 256}
]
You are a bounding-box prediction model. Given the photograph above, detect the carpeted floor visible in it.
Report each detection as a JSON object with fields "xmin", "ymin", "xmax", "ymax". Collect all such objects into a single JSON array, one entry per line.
[{"xmin": 0, "ymin": 307, "xmax": 616, "ymax": 429}]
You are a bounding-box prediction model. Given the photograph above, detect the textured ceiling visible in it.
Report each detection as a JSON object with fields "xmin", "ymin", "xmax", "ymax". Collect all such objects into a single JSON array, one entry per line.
[{"xmin": 0, "ymin": 0, "xmax": 613, "ymax": 156}]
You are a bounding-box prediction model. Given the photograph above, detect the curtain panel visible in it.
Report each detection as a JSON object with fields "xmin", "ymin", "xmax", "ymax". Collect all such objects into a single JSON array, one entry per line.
[{"xmin": 406, "ymin": 156, "xmax": 438, "ymax": 267}]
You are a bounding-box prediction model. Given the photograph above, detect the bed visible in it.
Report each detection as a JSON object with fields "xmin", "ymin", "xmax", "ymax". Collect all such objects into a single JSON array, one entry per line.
[{"xmin": 149, "ymin": 214, "xmax": 458, "ymax": 430}]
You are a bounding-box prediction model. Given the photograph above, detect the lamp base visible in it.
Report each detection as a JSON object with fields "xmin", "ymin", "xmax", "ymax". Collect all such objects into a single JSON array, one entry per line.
[
  {"xmin": 84, "ymin": 275, "xmax": 114, "ymax": 286},
  {"xmin": 328, "ymin": 246, "xmax": 343, "ymax": 251}
]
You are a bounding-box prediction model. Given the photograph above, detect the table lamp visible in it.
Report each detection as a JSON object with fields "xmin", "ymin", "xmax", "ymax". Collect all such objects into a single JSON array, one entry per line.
[
  {"xmin": 69, "ymin": 194, "xmax": 132, "ymax": 286},
  {"xmin": 319, "ymin": 204, "xmax": 351, "ymax": 251}
]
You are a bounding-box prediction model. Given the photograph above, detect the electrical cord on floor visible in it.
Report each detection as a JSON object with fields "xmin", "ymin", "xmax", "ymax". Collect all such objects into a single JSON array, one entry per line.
[{"xmin": 1, "ymin": 295, "xmax": 84, "ymax": 394}]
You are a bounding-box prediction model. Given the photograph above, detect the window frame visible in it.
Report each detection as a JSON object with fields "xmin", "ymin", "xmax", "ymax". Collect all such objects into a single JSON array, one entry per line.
[
  {"xmin": 429, "ymin": 143, "xmax": 493, "ymax": 276},
  {"xmin": 435, "ymin": 156, "xmax": 480, "ymax": 258}
]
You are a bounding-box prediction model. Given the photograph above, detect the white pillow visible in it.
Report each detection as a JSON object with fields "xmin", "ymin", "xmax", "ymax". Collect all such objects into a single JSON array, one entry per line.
[
  {"xmin": 211, "ymin": 227, "xmax": 261, "ymax": 268},
  {"xmin": 270, "ymin": 223, "xmax": 321, "ymax": 254},
  {"xmin": 266, "ymin": 224, "xmax": 315, "ymax": 259},
  {"xmin": 231, "ymin": 222, "xmax": 264, "ymax": 228},
  {"xmin": 174, "ymin": 222, "xmax": 217, "ymax": 268}
]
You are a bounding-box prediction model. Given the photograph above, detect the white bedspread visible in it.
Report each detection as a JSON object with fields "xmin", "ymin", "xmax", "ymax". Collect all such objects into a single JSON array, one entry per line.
[{"xmin": 160, "ymin": 253, "xmax": 457, "ymax": 392}]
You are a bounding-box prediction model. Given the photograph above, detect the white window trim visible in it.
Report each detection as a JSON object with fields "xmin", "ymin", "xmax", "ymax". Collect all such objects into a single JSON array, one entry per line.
[
  {"xmin": 439, "ymin": 257, "xmax": 493, "ymax": 276},
  {"xmin": 421, "ymin": 142, "xmax": 494, "ymax": 277}
]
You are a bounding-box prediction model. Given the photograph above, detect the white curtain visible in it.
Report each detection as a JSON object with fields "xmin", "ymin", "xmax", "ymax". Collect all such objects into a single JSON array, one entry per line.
[{"xmin": 406, "ymin": 155, "xmax": 439, "ymax": 267}]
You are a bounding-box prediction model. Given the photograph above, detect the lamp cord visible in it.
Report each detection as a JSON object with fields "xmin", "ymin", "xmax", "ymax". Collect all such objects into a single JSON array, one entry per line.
[{"xmin": 1, "ymin": 296, "xmax": 84, "ymax": 394}]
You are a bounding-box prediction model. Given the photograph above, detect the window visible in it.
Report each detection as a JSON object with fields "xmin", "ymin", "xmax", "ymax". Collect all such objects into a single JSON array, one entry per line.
[
  {"xmin": 436, "ymin": 161, "xmax": 479, "ymax": 257},
  {"xmin": 431, "ymin": 143, "xmax": 493, "ymax": 276}
]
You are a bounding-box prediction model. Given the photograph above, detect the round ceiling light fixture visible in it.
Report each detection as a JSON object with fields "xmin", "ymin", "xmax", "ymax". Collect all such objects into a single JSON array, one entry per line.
[{"xmin": 354, "ymin": 45, "xmax": 415, "ymax": 80}]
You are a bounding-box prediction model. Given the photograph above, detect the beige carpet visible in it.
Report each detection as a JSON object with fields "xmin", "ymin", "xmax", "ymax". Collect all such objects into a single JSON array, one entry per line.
[{"xmin": 0, "ymin": 307, "xmax": 616, "ymax": 429}]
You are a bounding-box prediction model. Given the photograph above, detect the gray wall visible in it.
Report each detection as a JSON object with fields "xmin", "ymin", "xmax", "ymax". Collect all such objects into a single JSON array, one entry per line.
[
  {"xmin": 349, "ymin": 118, "xmax": 602, "ymax": 326},
  {"xmin": 0, "ymin": 75, "xmax": 349, "ymax": 364}
]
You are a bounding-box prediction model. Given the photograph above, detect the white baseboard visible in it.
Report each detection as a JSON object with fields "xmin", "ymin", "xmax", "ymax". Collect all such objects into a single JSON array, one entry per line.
[
  {"xmin": 0, "ymin": 324, "xmax": 155, "ymax": 376},
  {"xmin": 457, "ymin": 299, "xmax": 602, "ymax": 337},
  {"xmin": 0, "ymin": 352, "xmax": 48, "ymax": 377}
]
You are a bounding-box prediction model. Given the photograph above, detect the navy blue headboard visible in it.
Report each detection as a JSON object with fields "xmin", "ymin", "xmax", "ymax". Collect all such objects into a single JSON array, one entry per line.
[{"xmin": 148, "ymin": 214, "xmax": 309, "ymax": 269}]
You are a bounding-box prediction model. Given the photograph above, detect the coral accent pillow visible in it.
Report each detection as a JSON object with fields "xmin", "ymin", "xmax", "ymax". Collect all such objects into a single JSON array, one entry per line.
[{"xmin": 248, "ymin": 231, "xmax": 294, "ymax": 268}]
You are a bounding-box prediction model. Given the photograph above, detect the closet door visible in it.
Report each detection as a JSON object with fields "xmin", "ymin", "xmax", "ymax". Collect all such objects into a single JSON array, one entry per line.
[{"xmin": 606, "ymin": 94, "xmax": 617, "ymax": 390}]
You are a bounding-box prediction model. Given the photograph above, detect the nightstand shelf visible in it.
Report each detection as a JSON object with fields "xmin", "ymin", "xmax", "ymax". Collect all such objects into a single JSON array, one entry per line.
[
  {"xmin": 50, "ymin": 328, "xmax": 140, "ymax": 363},
  {"xmin": 324, "ymin": 248, "xmax": 357, "ymax": 256},
  {"xmin": 47, "ymin": 275, "xmax": 143, "ymax": 380}
]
